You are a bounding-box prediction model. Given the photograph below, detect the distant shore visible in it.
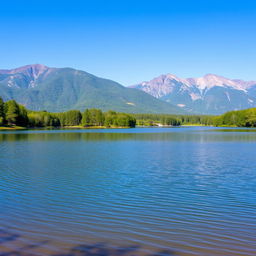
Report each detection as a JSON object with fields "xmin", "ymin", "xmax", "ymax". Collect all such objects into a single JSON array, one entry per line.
[
  {"xmin": 0, "ymin": 125, "xmax": 248, "ymax": 131},
  {"xmin": 0, "ymin": 125, "xmax": 134, "ymax": 131}
]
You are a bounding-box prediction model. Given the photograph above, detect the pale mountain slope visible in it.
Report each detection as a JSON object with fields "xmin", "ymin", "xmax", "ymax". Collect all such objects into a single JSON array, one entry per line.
[
  {"xmin": 0, "ymin": 64, "xmax": 187, "ymax": 114},
  {"xmin": 131, "ymin": 73, "xmax": 256, "ymax": 114}
]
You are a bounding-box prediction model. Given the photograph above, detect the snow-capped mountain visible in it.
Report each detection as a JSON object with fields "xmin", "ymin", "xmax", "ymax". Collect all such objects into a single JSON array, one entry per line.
[{"xmin": 130, "ymin": 74, "xmax": 256, "ymax": 114}]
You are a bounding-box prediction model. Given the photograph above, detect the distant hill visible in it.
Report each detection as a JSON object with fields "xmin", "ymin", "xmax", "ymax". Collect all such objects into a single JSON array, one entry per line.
[
  {"xmin": 0, "ymin": 64, "xmax": 186, "ymax": 114},
  {"xmin": 130, "ymin": 73, "xmax": 256, "ymax": 115}
]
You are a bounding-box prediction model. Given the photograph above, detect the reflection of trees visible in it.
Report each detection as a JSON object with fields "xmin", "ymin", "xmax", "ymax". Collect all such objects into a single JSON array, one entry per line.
[{"xmin": 1, "ymin": 129, "xmax": 256, "ymax": 143}]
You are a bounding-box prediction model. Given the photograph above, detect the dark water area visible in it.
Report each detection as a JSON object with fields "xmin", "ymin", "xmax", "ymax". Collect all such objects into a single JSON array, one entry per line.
[{"xmin": 0, "ymin": 127, "xmax": 255, "ymax": 255}]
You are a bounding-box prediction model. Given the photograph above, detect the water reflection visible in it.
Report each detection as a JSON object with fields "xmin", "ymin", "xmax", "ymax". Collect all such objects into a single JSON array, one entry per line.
[
  {"xmin": 0, "ymin": 127, "xmax": 256, "ymax": 256},
  {"xmin": 1, "ymin": 128, "xmax": 256, "ymax": 142}
]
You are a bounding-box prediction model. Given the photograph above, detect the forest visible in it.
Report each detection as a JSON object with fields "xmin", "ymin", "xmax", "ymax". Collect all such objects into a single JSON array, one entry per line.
[
  {"xmin": 133, "ymin": 113, "xmax": 214, "ymax": 126},
  {"xmin": 0, "ymin": 98, "xmax": 136, "ymax": 128},
  {"xmin": 134, "ymin": 109, "xmax": 256, "ymax": 127},
  {"xmin": 213, "ymin": 108, "xmax": 256, "ymax": 127},
  {"xmin": 1, "ymin": 97, "xmax": 256, "ymax": 128}
]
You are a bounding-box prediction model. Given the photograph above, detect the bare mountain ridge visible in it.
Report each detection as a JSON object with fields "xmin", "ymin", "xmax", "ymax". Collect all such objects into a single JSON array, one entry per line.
[
  {"xmin": 131, "ymin": 73, "xmax": 256, "ymax": 114},
  {"xmin": 0, "ymin": 64, "xmax": 186, "ymax": 114}
]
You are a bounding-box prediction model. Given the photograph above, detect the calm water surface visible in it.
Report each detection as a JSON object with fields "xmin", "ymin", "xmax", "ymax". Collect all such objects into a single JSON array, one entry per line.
[{"xmin": 0, "ymin": 127, "xmax": 255, "ymax": 256}]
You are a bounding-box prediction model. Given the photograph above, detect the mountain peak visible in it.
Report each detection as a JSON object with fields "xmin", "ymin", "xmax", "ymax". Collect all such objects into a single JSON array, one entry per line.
[
  {"xmin": 203, "ymin": 73, "xmax": 221, "ymax": 77},
  {"xmin": 166, "ymin": 73, "xmax": 181, "ymax": 80},
  {"xmin": 0, "ymin": 64, "xmax": 54, "ymax": 89},
  {"xmin": 0, "ymin": 64, "xmax": 49, "ymax": 75},
  {"xmin": 193, "ymin": 73, "xmax": 236, "ymax": 90},
  {"xmin": 131, "ymin": 72, "xmax": 256, "ymax": 114},
  {"xmin": 0, "ymin": 64, "xmax": 186, "ymax": 114}
]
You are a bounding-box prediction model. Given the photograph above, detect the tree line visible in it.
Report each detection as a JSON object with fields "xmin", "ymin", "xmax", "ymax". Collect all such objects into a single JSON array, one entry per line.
[
  {"xmin": 0, "ymin": 98, "xmax": 136, "ymax": 128},
  {"xmin": 133, "ymin": 113, "xmax": 214, "ymax": 126},
  {"xmin": 213, "ymin": 108, "xmax": 256, "ymax": 127},
  {"xmin": 2, "ymin": 97, "xmax": 256, "ymax": 128}
]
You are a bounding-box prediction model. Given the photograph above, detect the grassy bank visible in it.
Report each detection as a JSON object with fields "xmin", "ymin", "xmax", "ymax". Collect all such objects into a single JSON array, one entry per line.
[{"xmin": 0, "ymin": 126, "xmax": 27, "ymax": 130}]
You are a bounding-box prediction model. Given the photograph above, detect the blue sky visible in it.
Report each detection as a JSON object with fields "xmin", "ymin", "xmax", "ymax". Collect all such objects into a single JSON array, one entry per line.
[{"xmin": 0, "ymin": 0, "xmax": 256, "ymax": 85}]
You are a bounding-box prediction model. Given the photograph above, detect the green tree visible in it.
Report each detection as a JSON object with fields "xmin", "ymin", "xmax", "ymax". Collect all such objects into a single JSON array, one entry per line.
[
  {"xmin": 65, "ymin": 110, "xmax": 82, "ymax": 126},
  {"xmin": 0, "ymin": 97, "xmax": 4, "ymax": 125},
  {"xmin": 27, "ymin": 111, "xmax": 61, "ymax": 127},
  {"xmin": 82, "ymin": 109, "xmax": 92, "ymax": 126},
  {"xmin": 89, "ymin": 109, "xmax": 104, "ymax": 126},
  {"xmin": 104, "ymin": 110, "xmax": 116, "ymax": 127},
  {"xmin": 104, "ymin": 111, "xmax": 136, "ymax": 127},
  {"xmin": 5, "ymin": 100, "xmax": 19, "ymax": 126},
  {"xmin": 16, "ymin": 105, "xmax": 28, "ymax": 126},
  {"xmin": 55, "ymin": 113, "xmax": 66, "ymax": 126}
]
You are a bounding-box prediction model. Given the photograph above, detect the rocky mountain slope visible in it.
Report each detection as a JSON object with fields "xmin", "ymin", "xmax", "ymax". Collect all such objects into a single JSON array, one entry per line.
[
  {"xmin": 131, "ymin": 73, "xmax": 256, "ymax": 114},
  {"xmin": 0, "ymin": 64, "xmax": 186, "ymax": 114}
]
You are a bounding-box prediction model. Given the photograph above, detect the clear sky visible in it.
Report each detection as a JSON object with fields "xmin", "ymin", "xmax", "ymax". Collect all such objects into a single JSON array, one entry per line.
[{"xmin": 0, "ymin": 0, "xmax": 256, "ymax": 85}]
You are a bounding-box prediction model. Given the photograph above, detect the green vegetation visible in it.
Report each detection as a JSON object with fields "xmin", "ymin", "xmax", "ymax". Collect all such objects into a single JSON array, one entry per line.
[
  {"xmin": 1, "ymin": 97, "xmax": 256, "ymax": 129},
  {"xmin": 56, "ymin": 110, "xmax": 82, "ymax": 126},
  {"xmin": 133, "ymin": 113, "xmax": 214, "ymax": 126},
  {"xmin": 134, "ymin": 111, "xmax": 256, "ymax": 127},
  {"xmin": 28, "ymin": 111, "xmax": 60, "ymax": 127},
  {"xmin": 0, "ymin": 65, "xmax": 186, "ymax": 114},
  {"xmin": 4, "ymin": 100, "xmax": 28, "ymax": 126},
  {"xmin": 178, "ymin": 115, "xmax": 215, "ymax": 126},
  {"xmin": 104, "ymin": 111, "xmax": 136, "ymax": 128},
  {"xmin": 0, "ymin": 98, "xmax": 136, "ymax": 128},
  {"xmin": 213, "ymin": 108, "xmax": 256, "ymax": 127},
  {"xmin": 81, "ymin": 109, "xmax": 104, "ymax": 126},
  {"xmin": 0, "ymin": 97, "xmax": 4, "ymax": 126}
]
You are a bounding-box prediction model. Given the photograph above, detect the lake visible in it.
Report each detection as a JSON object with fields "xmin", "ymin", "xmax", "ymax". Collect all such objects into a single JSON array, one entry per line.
[{"xmin": 0, "ymin": 127, "xmax": 255, "ymax": 256}]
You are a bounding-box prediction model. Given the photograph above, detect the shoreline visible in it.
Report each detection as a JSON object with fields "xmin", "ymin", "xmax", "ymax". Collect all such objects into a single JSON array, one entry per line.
[
  {"xmin": 0, "ymin": 125, "xmax": 134, "ymax": 131},
  {"xmin": 0, "ymin": 126, "xmax": 27, "ymax": 130},
  {"xmin": 0, "ymin": 125, "xmax": 254, "ymax": 131}
]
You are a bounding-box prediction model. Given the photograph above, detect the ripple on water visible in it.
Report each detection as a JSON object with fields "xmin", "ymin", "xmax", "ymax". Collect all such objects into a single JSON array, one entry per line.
[{"xmin": 0, "ymin": 127, "xmax": 256, "ymax": 256}]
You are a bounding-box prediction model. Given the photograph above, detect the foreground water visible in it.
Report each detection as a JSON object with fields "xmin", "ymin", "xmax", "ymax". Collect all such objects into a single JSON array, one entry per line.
[{"xmin": 0, "ymin": 127, "xmax": 255, "ymax": 256}]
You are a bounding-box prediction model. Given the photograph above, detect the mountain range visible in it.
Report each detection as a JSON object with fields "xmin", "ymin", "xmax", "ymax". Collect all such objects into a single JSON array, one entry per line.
[
  {"xmin": 131, "ymin": 73, "xmax": 256, "ymax": 114},
  {"xmin": 2, "ymin": 64, "xmax": 256, "ymax": 115},
  {"xmin": 0, "ymin": 64, "xmax": 185, "ymax": 114}
]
